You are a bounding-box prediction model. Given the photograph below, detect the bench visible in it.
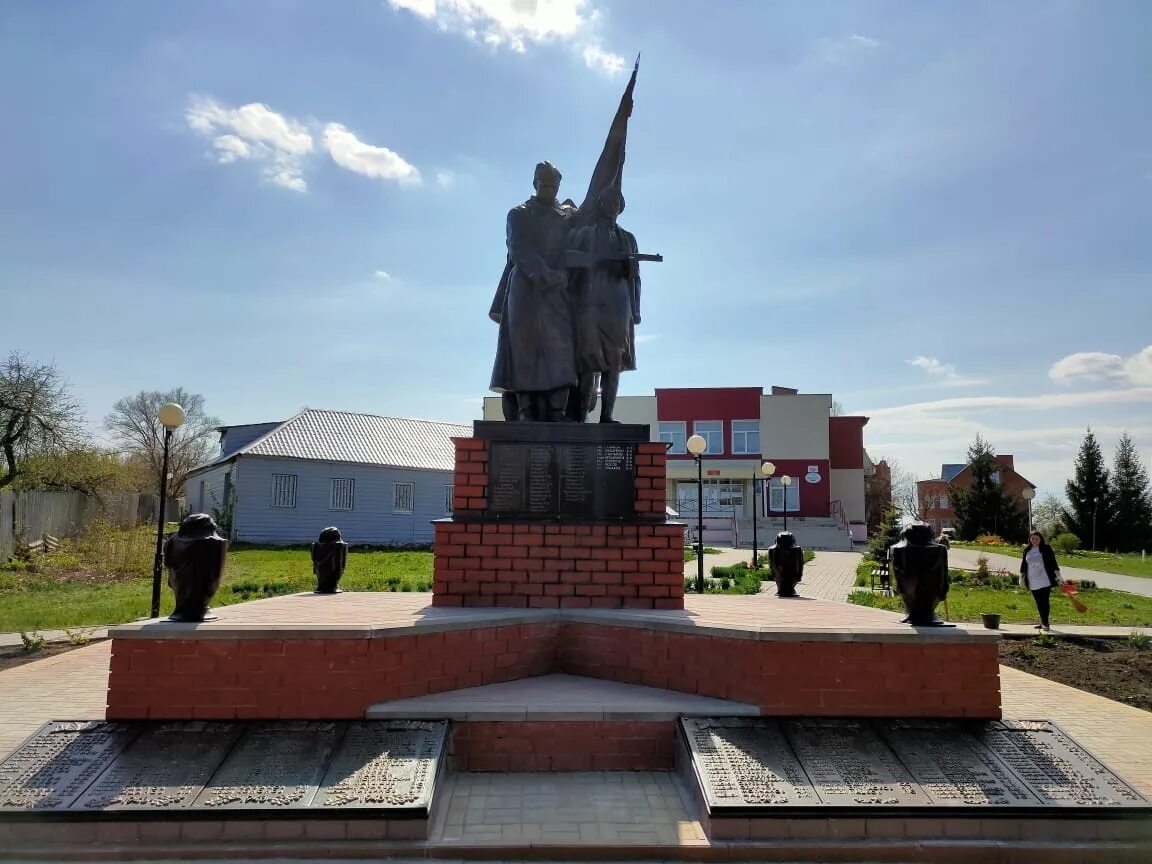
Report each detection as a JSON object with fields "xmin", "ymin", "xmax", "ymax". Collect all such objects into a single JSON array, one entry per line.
[{"xmin": 870, "ymin": 560, "xmax": 891, "ymax": 594}]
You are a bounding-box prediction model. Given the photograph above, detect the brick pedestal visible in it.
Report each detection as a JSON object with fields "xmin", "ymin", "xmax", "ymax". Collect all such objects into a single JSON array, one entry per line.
[{"xmin": 433, "ymin": 429, "xmax": 685, "ymax": 609}]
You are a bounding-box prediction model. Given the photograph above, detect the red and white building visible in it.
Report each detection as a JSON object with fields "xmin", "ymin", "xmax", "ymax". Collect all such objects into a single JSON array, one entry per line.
[
  {"xmin": 917, "ymin": 455, "xmax": 1037, "ymax": 537},
  {"xmin": 483, "ymin": 386, "xmax": 872, "ymax": 550}
]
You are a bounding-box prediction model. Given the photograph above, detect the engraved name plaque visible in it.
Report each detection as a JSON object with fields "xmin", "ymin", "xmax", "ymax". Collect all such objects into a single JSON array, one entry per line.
[
  {"xmin": 314, "ymin": 720, "xmax": 447, "ymax": 812},
  {"xmin": 0, "ymin": 721, "xmax": 138, "ymax": 811},
  {"xmin": 487, "ymin": 441, "xmax": 636, "ymax": 520},
  {"xmin": 783, "ymin": 719, "xmax": 930, "ymax": 807},
  {"xmin": 193, "ymin": 721, "xmax": 344, "ymax": 809},
  {"xmin": 682, "ymin": 718, "xmax": 818, "ymax": 810},
  {"xmin": 73, "ymin": 722, "xmax": 243, "ymax": 811},
  {"xmin": 878, "ymin": 719, "xmax": 1039, "ymax": 807}
]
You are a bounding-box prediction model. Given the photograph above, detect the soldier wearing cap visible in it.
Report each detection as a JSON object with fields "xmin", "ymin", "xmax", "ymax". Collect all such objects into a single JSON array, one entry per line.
[{"xmin": 489, "ymin": 161, "xmax": 579, "ymax": 422}]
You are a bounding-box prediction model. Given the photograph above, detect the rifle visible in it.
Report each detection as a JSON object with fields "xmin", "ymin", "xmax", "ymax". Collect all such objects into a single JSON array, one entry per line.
[{"xmin": 564, "ymin": 250, "xmax": 663, "ymax": 269}]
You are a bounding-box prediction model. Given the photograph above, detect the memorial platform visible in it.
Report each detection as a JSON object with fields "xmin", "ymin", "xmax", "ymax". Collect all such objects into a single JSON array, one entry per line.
[{"xmin": 103, "ymin": 591, "xmax": 1002, "ymax": 723}]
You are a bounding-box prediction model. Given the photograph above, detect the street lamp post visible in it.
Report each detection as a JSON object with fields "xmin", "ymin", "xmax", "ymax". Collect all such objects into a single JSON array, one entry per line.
[
  {"xmin": 150, "ymin": 403, "xmax": 186, "ymax": 618},
  {"xmin": 781, "ymin": 475, "xmax": 793, "ymax": 533},
  {"xmin": 1092, "ymin": 497, "xmax": 1098, "ymax": 552},
  {"xmin": 1021, "ymin": 487, "xmax": 1035, "ymax": 534},
  {"xmin": 753, "ymin": 461, "xmax": 775, "ymax": 569},
  {"xmin": 687, "ymin": 434, "xmax": 708, "ymax": 593}
]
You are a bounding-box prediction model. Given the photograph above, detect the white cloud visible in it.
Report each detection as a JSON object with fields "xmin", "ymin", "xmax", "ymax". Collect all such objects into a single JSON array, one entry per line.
[
  {"xmin": 814, "ymin": 33, "xmax": 882, "ymax": 64},
  {"xmin": 374, "ymin": 270, "xmax": 393, "ymax": 280},
  {"xmin": 635, "ymin": 332, "xmax": 659, "ymax": 345},
  {"xmin": 323, "ymin": 123, "xmax": 422, "ymax": 186},
  {"xmin": 908, "ymin": 355, "xmax": 984, "ymax": 387},
  {"xmin": 582, "ymin": 43, "xmax": 626, "ymax": 75},
  {"xmin": 436, "ymin": 169, "xmax": 457, "ymax": 187},
  {"xmin": 388, "ymin": 0, "xmax": 625, "ymax": 75},
  {"xmin": 185, "ymin": 96, "xmax": 313, "ymax": 191},
  {"xmin": 864, "ymin": 387, "xmax": 1152, "ymax": 418},
  {"xmin": 1049, "ymin": 345, "xmax": 1152, "ymax": 387}
]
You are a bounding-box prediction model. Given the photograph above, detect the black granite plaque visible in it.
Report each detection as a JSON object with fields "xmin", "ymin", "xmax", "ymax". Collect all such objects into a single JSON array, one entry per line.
[
  {"xmin": 978, "ymin": 719, "xmax": 1148, "ymax": 808},
  {"xmin": 683, "ymin": 718, "xmax": 818, "ymax": 808},
  {"xmin": 73, "ymin": 722, "xmax": 243, "ymax": 811},
  {"xmin": 487, "ymin": 440, "xmax": 636, "ymax": 520},
  {"xmin": 0, "ymin": 721, "xmax": 139, "ymax": 811},
  {"xmin": 783, "ymin": 719, "xmax": 929, "ymax": 807},
  {"xmin": 313, "ymin": 720, "xmax": 446, "ymax": 811},
  {"xmin": 878, "ymin": 719, "xmax": 1040, "ymax": 807},
  {"xmin": 193, "ymin": 721, "xmax": 345, "ymax": 809}
]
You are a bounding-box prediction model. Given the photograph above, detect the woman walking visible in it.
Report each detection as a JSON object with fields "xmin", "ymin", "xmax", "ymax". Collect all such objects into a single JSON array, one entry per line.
[{"xmin": 1020, "ymin": 531, "xmax": 1062, "ymax": 631}]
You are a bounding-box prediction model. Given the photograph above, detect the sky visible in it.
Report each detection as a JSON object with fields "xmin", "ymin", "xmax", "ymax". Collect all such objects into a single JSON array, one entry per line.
[{"xmin": 2, "ymin": 0, "xmax": 1151, "ymax": 502}]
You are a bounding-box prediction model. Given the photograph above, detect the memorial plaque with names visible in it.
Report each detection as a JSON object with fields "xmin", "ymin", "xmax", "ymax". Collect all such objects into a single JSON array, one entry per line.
[
  {"xmin": 682, "ymin": 718, "xmax": 818, "ymax": 809},
  {"xmin": 487, "ymin": 440, "xmax": 636, "ymax": 520},
  {"xmin": 314, "ymin": 720, "xmax": 446, "ymax": 811},
  {"xmin": 977, "ymin": 720, "xmax": 1149, "ymax": 808},
  {"xmin": 73, "ymin": 722, "xmax": 243, "ymax": 811},
  {"xmin": 0, "ymin": 721, "xmax": 139, "ymax": 812},
  {"xmin": 193, "ymin": 721, "xmax": 345, "ymax": 809},
  {"xmin": 783, "ymin": 719, "xmax": 929, "ymax": 807},
  {"xmin": 877, "ymin": 719, "xmax": 1040, "ymax": 807}
]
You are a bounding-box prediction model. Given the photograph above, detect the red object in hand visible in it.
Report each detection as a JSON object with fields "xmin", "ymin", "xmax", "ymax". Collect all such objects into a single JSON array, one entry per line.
[{"xmin": 1061, "ymin": 582, "xmax": 1088, "ymax": 614}]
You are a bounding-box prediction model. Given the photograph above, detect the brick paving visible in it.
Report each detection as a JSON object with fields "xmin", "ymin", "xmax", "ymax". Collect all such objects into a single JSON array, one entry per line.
[{"xmin": 684, "ymin": 547, "xmax": 862, "ymax": 602}]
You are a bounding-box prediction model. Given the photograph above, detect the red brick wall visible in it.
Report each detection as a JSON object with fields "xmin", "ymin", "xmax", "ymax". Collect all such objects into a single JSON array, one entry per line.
[
  {"xmin": 434, "ymin": 439, "xmax": 683, "ymax": 609},
  {"xmin": 107, "ymin": 622, "xmax": 1000, "ymax": 721},
  {"xmin": 451, "ymin": 720, "xmax": 675, "ymax": 771},
  {"xmin": 556, "ymin": 624, "xmax": 1001, "ymax": 719}
]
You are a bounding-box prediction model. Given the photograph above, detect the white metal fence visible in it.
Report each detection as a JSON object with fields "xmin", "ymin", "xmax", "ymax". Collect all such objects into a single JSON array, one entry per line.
[{"xmin": 0, "ymin": 490, "xmax": 168, "ymax": 561}]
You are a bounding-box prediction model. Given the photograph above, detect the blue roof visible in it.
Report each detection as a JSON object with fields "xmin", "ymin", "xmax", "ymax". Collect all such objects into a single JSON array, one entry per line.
[{"xmin": 941, "ymin": 463, "xmax": 966, "ymax": 481}]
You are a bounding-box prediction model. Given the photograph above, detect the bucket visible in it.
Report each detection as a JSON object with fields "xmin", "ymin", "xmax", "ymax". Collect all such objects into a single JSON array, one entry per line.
[{"xmin": 981, "ymin": 613, "xmax": 1001, "ymax": 630}]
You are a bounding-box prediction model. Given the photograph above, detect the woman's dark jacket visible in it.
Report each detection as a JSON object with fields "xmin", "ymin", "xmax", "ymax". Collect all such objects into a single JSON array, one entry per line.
[{"xmin": 1019, "ymin": 544, "xmax": 1060, "ymax": 587}]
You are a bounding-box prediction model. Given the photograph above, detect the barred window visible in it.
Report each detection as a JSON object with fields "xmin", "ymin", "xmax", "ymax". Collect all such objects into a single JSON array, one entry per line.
[
  {"xmin": 394, "ymin": 482, "xmax": 414, "ymax": 513},
  {"xmin": 330, "ymin": 478, "xmax": 355, "ymax": 511},
  {"xmin": 444, "ymin": 485, "xmax": 454, "ymax": 515},
  {"xmin": 271, "ymin": 474, "xmax": 297, "ymax": 508}
]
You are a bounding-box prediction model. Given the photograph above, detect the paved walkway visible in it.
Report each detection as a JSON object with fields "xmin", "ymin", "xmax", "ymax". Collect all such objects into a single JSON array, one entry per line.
[
  {"xmin": 684, "ymin": 547, "xmax": 861, "ymax": 602},
  {"xmin": 949, "ymin": 547, "xmax": 1152, "ymax": 597}
]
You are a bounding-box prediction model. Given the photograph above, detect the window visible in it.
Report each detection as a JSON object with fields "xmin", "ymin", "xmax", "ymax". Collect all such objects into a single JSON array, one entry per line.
[
  {"xmin": 330, "ymin": 478, "xmax": 355, "ymax": 511},
  {"xmin": 199, "ymin": 480, "xmax": 208, "ymax": 512},
  {"xmin": 693, "ymin": 420, "xmax": 723, "ymax": 455},
  {"xmin": 658, "ymin": 422, "xmax": 686, "ymax": 455},
  {"xmin": 444, "ymin": 485, "xmax": 454, "ymax": 515},
  {"xmin": 990, "ymin": 470, "xmax": 1001, "ymax": 485},
  {"xmin": 767, "ymin": 478, "xmax": 799, "ymax": 513},
  {"xmin": 939, "ymin": 494, "xmax": 949, "ymax": 510},
  {"xmin": 271, "ymin": 474, "xmax": 297, "ymax": 508},
  {"xmin": 703, "ymin": 479, "xmax": 743, "ymax": 510},
  {"xmin": 731, "ymin": 420, "xmax": 760, "ymax": 455},
  {"xmin": 393, "ymin": 482, "xmax": 415, "ymax": 513}
]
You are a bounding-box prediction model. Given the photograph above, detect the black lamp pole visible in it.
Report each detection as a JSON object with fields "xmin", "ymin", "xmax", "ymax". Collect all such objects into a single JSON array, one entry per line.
[
  {"xmin": 150, "ymin": 428, "xmax": 174, "ymax": 619},
  {"xmin": 751, "ymin": 472, "xmax": 758, "ymax": 570},
  {"xmin": 782, "ymin": 477, "xmax": 790, "ymax": 533},
  {"xmin": 695, "ymin": 453, "xmax": 704, "ymax": 593}
]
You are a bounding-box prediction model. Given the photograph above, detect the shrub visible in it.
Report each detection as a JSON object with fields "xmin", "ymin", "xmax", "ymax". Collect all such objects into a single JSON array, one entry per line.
[
  {"xmin": 1034, "ymin": 633, "xmax": 1058, "ymax": 648},
  {"xmin": 974, "ymin": 555, "xmax": 992, "ymax": 581},
  {"xmin": 1054, "ymin": 532, "xmax": 1081, "ymax": 555},
  {"xmin": 1128, "ymin": 631, "xmax": 1151, "ymax": 651},
  {"xmin": 976, "ymin": 534, "xmax": 1010, "ymax": 547},
  {"xmin": 848, "ymin": 589, "xmax": 880, "ymax": 607},
  {"xmin": 1065, "ymin": 579, "xmax": 1096, "ymax": 590},
  {"xmin": 20, "ymin": 631, "xmax": 46, "ymax": 653}
]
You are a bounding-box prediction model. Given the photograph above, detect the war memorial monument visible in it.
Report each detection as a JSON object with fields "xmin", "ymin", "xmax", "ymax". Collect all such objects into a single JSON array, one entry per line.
[{"xmin": 1, "ymin": 63, "xmax": 1149, "ymax": 863}]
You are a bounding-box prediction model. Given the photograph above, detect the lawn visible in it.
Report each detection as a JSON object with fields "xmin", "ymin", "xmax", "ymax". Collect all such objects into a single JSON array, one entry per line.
[
  {"xmin": 850, "ymin": 584, "xmax": 1152, "ymax": 627},
  {"xmin": 0, "ymin": 545, "xmax": 433, "ymax": 633},
  {"xmin": 952, "ymin": 543, "xmax": 1152, "ymax": 579}
]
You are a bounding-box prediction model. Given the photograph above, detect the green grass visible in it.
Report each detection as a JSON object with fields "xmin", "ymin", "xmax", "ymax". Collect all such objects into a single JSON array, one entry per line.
[
  {"xmin": 953, "ymin": 543, "xmax": 1152, "ymax": 579},
  {"xmin": 0, "ymin": 547, "xmax": 433, "ymax": 633},
  {"xmin": 849, "ymin": 584, "xmax": 1152, "ymax": 627}
]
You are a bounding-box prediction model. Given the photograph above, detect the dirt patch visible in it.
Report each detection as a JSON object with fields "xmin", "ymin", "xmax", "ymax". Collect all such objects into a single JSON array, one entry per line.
[
  {"xmin": 999, "ymin": 637, "xmax": 1152, "ymax": 713},
  {"xmin": 0, "ymin": 640, "xmax": 105, "ymax": 673}
]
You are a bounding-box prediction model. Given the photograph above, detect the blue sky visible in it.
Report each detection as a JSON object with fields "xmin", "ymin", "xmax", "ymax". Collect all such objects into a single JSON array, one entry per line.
[{"xmin": 2, "ymin": 0, "xmax": 1150, "ymax": 501}]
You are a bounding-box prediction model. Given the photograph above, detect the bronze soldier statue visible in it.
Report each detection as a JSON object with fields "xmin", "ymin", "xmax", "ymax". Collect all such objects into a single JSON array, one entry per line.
[
  {"xmin": 164, "ymin": 513, "xmax": 228, "ymax": 622},
  {"xmin": 890, "ymin": 521, "xmax": 953, "ymax": 627},
  {"xmin": 311, "ymin": 526, "xmax": 348, "ymax": 594},
  {"xmin": 767, "ymin": 531, "xmax": 804, "ymax": 597}
]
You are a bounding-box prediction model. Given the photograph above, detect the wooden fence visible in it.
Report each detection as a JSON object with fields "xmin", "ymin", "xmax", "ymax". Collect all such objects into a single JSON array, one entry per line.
[{"xmin": 0, "ymin": 490, "xmax": 176, "ymax": 561}]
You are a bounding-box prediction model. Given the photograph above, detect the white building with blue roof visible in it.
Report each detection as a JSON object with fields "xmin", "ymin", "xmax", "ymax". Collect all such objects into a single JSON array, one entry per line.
[{"xmin": 185, "ymin": 409, "xmax": 470, "ymax": 546}]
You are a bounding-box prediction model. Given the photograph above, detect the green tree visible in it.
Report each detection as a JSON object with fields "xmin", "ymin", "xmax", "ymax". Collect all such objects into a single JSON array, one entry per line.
[
  {"xmin": 104, "ymin": 388, "xmax": 220, "ymax": 497},
  {"xmin": 950, "ymin": 435, "xmax": 1027, "ymax": 542},
  {"xmin": 1031, "ymin": 493, "xmax": 1067, "ymax": 540},
  {"xmin": 1111, "ymin": 432, "xmax": 1152, "ymax": 552},
  {"xmin": 867, "ymin": 504, "xmax": 903, "ymax": 562},
  {"xmin": 13, "ymin": 447, "xmax": 136, "ymax": 495},
  {"xmin": 0, "ymin": 353, "xmax": 86, "ymax": 489},
  {"xmin": 1064, "ymin": 429, "xmax": 1114, "ymax": 551}
]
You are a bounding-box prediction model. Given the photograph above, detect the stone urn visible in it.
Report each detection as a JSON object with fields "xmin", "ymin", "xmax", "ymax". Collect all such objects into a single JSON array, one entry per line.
[
  {"xmin": 767, "ymin": 531, "xmax": 804, "ymax": 598},
  {"xmin": 164, "ymin": 513, "xmax": 228, "ymax": 622},
  {"xmin": 311, "ymin": 526, "xmax": 348, "ymax": 594},
  {"xmin": 890, "ymin": 521, "xmax": 953, "ymax": 627}
]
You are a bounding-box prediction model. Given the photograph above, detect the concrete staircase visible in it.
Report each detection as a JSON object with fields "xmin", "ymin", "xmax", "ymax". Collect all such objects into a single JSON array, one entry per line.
[{"xmin": 736, "ymin": 516, "xmax": 853, "ymax": 552}]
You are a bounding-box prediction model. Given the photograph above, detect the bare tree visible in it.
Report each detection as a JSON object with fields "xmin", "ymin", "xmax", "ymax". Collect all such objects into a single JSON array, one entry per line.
[
  {"xmin": 883, "ymin": 457, "xmax": 920, "ymax": 519},
  {"xmin": 104, "ymin": 388, "xmax": 220, "ymax": 496},
  {"xmin": 0, "ymin": 353, "xmax": 86, "ymax": 489},
  {"xmin": 830, "ymin": 400, "xmax": 844, "ymax": 417}
]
